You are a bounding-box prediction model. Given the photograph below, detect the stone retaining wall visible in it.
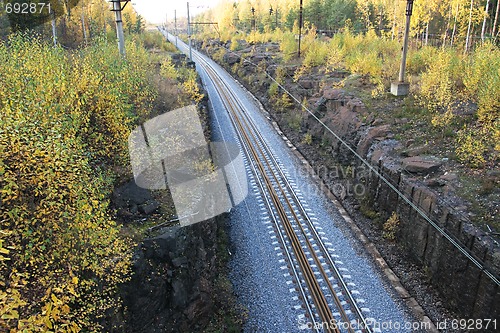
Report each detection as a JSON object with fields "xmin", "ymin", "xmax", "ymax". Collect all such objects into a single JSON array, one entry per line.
[{"xmin": 366, "ymin": 158, "xmax": 499, "ymax": 319}]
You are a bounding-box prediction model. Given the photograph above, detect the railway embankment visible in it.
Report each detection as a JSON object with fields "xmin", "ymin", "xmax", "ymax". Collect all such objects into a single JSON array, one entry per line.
[{"xmin": 198, "ymin": 38, "xmax": 500, "ymax": 325}]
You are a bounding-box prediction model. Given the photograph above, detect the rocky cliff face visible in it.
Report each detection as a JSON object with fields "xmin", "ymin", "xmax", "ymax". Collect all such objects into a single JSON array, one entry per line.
[
  {"xmin": 200, "ymin": 40, "xmax": 500, "ymax": 323},
  {"xmin": 122, "ymin": 217, "xmax": 222, "ymax": 333},
  {"xmin": 303, "ymin": 87, "xmax": 499, "ymax": 321}
]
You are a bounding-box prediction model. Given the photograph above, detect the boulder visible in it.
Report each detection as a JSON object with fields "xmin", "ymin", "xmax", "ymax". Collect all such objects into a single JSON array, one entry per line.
[
  {"xmin": 439, "ymin": 172, "xmax": 458, "ymax": 182},
  {"xmin": 139, "ymin": 201, "xmax": 160, "ymax": 215},
  {"xmin": 123, "ymin": 218, "xmax": 220, "ymax": 332},
  {"xmin": 223, "ymin": 52, "xmax": 240, "ymax": 65},
  {"xmin": 112, "ymin": 179, "xmax": 160, "ymax": 217},
  {"xmin": 402, "ymin": 156, "xmax": 443, "ymax": 174},
  {"xmin": 401, "ymin": 144, "xmax": 430, "ymax": 157},
  {"xmin": 113, "ymin": 180, "xmax": 152, "ymax": 206},
  {"xmin": 357, "ymin": 125, "xmax": 391, "ymax": 157},
  {"xmin": 347, "ymin": 99, "xmax": 365, "ymax": 112},
  {"xmin": 323, "ymin": 88, "xmax": 345, "ymax": 100},
  {"xmin": 299, "ymin": 79, "xmax": 315, "ymax": 89}
]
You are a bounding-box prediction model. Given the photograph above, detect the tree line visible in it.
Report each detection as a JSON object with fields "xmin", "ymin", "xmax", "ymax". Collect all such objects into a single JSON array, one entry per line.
[
  {"xmin": 198, "ymin": 0, "xmax": 499, "ymax": 49},
  {"xmin": 0, "ymin": 0, "xmax": 145, "ymax": 46}
]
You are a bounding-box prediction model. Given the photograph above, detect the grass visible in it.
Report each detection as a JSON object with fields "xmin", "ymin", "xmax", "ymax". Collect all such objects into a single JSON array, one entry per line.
[
  {"xmin": 139, "ymin": 30, "xmax": 178, "ymax": 52},
  {"xmin": 359, "ymin": 197, "xmax": 382, "ymax": 224},
  {"xmin": 456, "ymin": 171, "xmax": 500, "ymax": 232}
]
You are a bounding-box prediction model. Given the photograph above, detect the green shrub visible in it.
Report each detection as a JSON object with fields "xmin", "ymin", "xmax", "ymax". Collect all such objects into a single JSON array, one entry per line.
[
  {"xmin": 383, "ymin": 212, "xmax": 400, "ymax": 241},
  {"xmin": 286, "ymin": 111, "xmax": 302, "ymax": 130},
  {"xmin": 407, "ymin": 46, "xmax": 437, "ymax": 74},
  {"xmin": 302, "ymin": 132, "xmax": 313, "ymax": 145},
  {"xmin": 456, "ymin": 126, "xmax": 487, "ymax": 167},
  {"xmin": 0, "ymin": 33, "xmax": 165, "ymax": 332},
  {"xmin": 268, "ymin": 82, "xmax": 279, "ymax": 98},
  {"xmin": 463, "ymin": 42, "xmax": 500, "ymax": 123}
]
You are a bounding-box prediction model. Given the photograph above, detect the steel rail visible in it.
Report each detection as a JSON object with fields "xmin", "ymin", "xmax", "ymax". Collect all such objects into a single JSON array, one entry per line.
[
  {"xmin": 204, "ymin": 56, "xmax": 371, "ymax": 333},
  {"xmin": 170, "ymin": 32, "xmax": 372, "ymax": 332},
  {"xmin": 203, "ymin": 63, "xmax": 339, "ymax": 333},
  {"xmin": 213, "ymin": 78, "xmax": 320, "ymax": 331},
  {"xmin": 231, "ymin": 94, "xmax": 373, "ymax": 333}
]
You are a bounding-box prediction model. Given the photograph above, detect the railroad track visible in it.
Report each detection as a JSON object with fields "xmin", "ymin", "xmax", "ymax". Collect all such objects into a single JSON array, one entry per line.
[{"xmin": 167, "ymin": 32, "xmax": 373, "ymax": 333}]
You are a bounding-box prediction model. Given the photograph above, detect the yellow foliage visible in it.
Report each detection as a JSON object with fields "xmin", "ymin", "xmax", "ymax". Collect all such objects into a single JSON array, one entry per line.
[
  {"xmin": 418, "ymin": 49, "xmax": 462, "ymax": 116},
  {"xmin": 277, "ymin": 93, "xmax": 293, "ymax": 111},
  {"xmin": 182, "ymin": 74, "xmax": 205, "ymax": 104},
  {"xmin": 463, "ymin": 42, "xmax": 500, "ymax": 124},
  {"xmin": 160, "ymin": 57, "xmax": 178, "ymax": 80},
  {"xmin": 0, "ymin": 33, "xmax": 158, "ymax": 332},
  {"xmin": 230, "ymin": 36, "xmax": 241, "ymax": 51},
  {"xmin": 383, "ymin": 212, "xmax": 400, "ymax": 241},
  {"xmin": 279, "ymin": 32, "xmax": 298, "ymax": 62},
  {"xmin": 325, "ymin": 30, "xmax": 399, "ymax": 86},
  {"xmin": 456, "ymin": 126, "xmax": 488, "ymax": 168}
]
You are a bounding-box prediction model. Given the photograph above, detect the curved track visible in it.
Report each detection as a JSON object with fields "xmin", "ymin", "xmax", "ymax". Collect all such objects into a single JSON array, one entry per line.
[{"xmin": 166, "ymin": 32, "xmax": 374, "ymax": 333}]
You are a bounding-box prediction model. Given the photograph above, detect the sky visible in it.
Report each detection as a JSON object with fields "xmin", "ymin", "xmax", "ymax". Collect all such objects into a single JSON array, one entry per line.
[{"xmin": 133, "ymin": 0, "xmax": 222, "ymax": 24}]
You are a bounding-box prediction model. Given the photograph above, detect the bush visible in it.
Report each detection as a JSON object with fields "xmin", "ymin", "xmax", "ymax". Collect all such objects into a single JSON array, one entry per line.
[
  {"xmin": 0, "ymin": 33, "xmax": 162, "ymax": 332},
  {"xmin": 303, "ymin": 39, "xmax": 329, "ymax": 67},
  {"xmin": 268, "ymin": 82, "xmax": 279, "ymax": 98},
  {"xmin": 230, "ymin": 36, "xmax": 241, "ymax": 51},
  {"xmin": 325, "ymin": 30, "xmax": 399, "ymax": 90},
  {"xmin": 456, "ymin": 126, "xmax": 488, "ymax": 167},
  {"xmin": 463, "ymin": 42, "xmax": 500, "ymax": 124},
  {"xmin": 302, "ymin": 132, "xmax": 313, "ymax": 145},
  {"xmin": 418, "ymin": 49, "xmax": 463, "ymax": 117},
  {"xmin": 179, "ymin": 68, "xmax": 205, "ymax": 104},
  {"xmin": 138, "ymin": 31, "xmax": 177, "ymax": 52},
  {"xmin": 383, "ymin": 212, "xmax": 400, "ymax": 241},
  {"xmin": 277, "ymin": 92, "xmax": 294, "ymax": 111},
  {"xmin": 280, "ymin": 32, "xmax": 297, "ymax": 62},
  {"xmin": 160, "ymin": 56, "xmax": 177, "ymax": 80},
  {"xmin": 407, "ymin": 46, "xmax": 437, "ymax": 74}
]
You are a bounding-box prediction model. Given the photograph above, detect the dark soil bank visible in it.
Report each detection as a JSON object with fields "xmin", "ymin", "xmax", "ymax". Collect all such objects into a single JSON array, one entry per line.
[{"xmin": 123, "ymin": 217, "xmax": 221, "ymax": 332}]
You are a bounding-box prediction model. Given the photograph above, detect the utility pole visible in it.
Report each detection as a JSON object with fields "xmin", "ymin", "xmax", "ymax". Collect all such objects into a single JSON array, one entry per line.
[
  {"xmin": 175, "ymin": 9, "xmax": 178, "ymax": 47},
  {"xmin": 391, "ymin": 0, "xmax": 413, "ymax": 96},
  {"xmin": 298, "ymin": 0, "xmax": 303, "ymax": 57},
  {"xmin": 111, "ymin": 0, "xmax": 128, "ymax": 56},
  {"xmin": 187, "ymin": 2, "xmax": 192, "ymax": 61}
]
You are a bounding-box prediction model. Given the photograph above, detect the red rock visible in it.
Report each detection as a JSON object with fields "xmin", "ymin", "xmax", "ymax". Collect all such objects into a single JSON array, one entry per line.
[{"xmin": 402, "ymin": 156, "xmax": 442, "ymax": 173}]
